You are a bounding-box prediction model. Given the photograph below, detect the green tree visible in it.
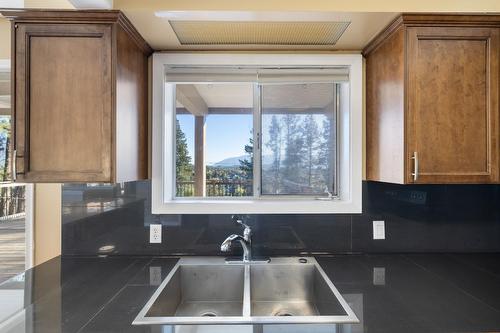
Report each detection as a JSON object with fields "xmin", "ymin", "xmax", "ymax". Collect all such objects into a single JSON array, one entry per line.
[
  {"xmin": 239, "ymin": 134, "xmax": 253, "ymax": 181},
  {"xmin": 318, "ymin": 116, "xmax": 334, "ymax": 192},
  {"xmin": 175, "ymin": 119, "xmax": 193, "ymax": 182},
  {"xmin": 282, "ymin": 114, "xmax": 304, "ymax": 192},
  {"xmin": 302, "ymin": 114, "xmax": 319, "ymax": 187},
  {"xmin": 266, "ymin": 115, "xmax": 283, "ymax": 193}
]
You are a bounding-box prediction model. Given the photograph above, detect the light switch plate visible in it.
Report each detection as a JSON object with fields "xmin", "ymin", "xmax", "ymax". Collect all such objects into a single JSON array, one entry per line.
[
  {"xmin": 150, "ymin": 224, "xmax": 162, "ymax": 243},
  {"xmin": 373, "ymin": 220, "xmax": 385, "ymax": 240}
]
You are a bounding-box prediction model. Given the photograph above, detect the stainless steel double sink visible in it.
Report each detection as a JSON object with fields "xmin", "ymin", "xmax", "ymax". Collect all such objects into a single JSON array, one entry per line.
[{"xmin": 133, "ymin": 257, "xmax": 358, "ymax": 325}]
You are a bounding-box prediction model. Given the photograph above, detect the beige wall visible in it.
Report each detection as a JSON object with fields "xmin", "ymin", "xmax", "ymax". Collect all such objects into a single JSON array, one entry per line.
[
  {"xmin": 34, "ymin": 184, "xmax": 62, "ymax": 265},
  {"xmin": 24, "ymin": 0, "xmax": 74, "ymax": 8},
  {"xmin": 115, "ymin": 0, "xmax": 500, "ymax": 12},
  {"xmin": 0, "ymin": 19, "xmax": 10, "ymax": 60}
]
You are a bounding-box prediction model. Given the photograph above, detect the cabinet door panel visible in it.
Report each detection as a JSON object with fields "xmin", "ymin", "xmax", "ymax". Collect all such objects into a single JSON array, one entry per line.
[
  {"xmin": 407, "ymin": 27, "xmax": 499, "ymax": 183},
  {"xmin": 15, "ymin": 23, "xmax": 112, "ymax": 182}
]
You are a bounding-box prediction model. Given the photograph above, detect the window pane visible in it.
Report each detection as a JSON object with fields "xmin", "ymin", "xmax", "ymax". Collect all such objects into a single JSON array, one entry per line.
[
  {"xmin": 175, "ymin": 83, "xmax": 253, "ymax": 197},
  {"xmin": 261, "ymin": 83, "xmax": 337, "ymax": 196}
]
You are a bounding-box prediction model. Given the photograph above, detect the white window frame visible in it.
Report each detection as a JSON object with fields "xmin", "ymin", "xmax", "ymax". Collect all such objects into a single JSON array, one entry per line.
[{"xmin": 152, "ymin": 53, "xmax": 362, "ymax": 214}]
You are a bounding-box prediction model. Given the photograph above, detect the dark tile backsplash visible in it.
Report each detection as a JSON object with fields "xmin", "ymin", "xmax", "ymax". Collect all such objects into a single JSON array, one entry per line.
[{"xmin": 62, "ymin": 181, "xmax": 500, "ymax": 256}]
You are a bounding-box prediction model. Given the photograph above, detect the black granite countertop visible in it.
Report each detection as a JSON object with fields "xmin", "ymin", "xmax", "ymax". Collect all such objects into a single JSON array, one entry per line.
[{"xmin": 1, "ymin": 254, "xmax": 500, "ymax": 333}]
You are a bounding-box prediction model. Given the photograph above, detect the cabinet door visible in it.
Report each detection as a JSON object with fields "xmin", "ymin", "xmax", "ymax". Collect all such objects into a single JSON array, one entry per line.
[
  {"xmin": 407, "ymin": 27, "xmax": 499, "ymax": 183},
  {"xmin": 14, "ymin": 23, "xmax": 112, "ymax": 182}
]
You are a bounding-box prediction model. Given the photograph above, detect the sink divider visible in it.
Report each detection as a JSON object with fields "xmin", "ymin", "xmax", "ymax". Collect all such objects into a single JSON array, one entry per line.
[{"xmin": 243, "ymin": 264, "xmax": 251, "ymax": 317}]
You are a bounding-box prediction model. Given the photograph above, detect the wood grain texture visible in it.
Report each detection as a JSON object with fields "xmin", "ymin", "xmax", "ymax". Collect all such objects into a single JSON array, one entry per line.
[
  {"xmin": 0, "ymin": 9, "xmax": 152, "ymax": 54},
  {"xmin": 194, "ymin": 115, "xmax": 206, "ymax": 196},
  {"xmin": 115, "ymin": 24, "xmax": 149, "ymax": 182},
  {"xmin": 29, "ymin": 31, "xmax": 111, "ymax": 180},
  {"xmin": 363, "ymin": 13, "xmax": 500, "ymax": 56},
  {"xmin": 407, "ymin": 26, "xmax": 499, "ymax": 183},
  {"xmin": 366, "ymin": 26, "xmax": 405, "ymax": 184},
  {"xmin": 0, "ymin": 218, "xmax": 24, "ymax": 284},
  {"xmin": 15, "ymin": 23, "xmax": 112, "ymax": 182},
  {"xmin": 364, "ymin": 14, "xmax": 500, "ymax": 184},
  {"xmin": 7, "ymin": 10, "xmax": 152, "ymax": 183}
]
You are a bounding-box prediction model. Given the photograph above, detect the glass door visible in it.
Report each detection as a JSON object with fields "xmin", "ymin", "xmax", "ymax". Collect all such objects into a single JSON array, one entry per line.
[{"xmin": 0, "ymin": 61, "xmax": 33, "ymax": 283}]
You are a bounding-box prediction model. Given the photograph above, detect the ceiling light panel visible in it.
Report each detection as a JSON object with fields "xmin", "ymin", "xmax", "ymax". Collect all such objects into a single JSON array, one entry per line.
[{"xmin": 169, "ymin": 21, "xmax": 350, "ymax": 45}]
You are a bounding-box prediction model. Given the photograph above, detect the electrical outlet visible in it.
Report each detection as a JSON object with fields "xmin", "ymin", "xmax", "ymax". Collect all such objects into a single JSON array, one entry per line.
[
  {"xmin": 150, "ymin": 224, "xmax": 162, "ymax": 243},
  {"xmin": 373, "ymin": 220, "xmax": 385, "ymax": 240}
]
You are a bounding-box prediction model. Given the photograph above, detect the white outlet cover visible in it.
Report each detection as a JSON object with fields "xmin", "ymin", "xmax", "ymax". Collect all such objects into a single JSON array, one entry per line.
[
  {"xmin": 150, "ymin": 224, "xmax": 162, "ymax": 243},
  {"xmin": 373, "ymin": 220, "xmax": 385, "ymax": 240}
]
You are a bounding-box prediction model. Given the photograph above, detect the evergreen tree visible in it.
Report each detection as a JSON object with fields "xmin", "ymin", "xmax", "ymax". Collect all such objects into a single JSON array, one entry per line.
[
  {"xmin": 239, "ymin": 133, "xmax": 253, "ymax": 181},
  {"xmin": 282, "ymin": 114, "xmax": 304, "ymax": 192},
  {"xmin": 266, "ymin": 115, "xmax": 283, "ymax": 193},
  {"xmin": 318, "ymin": 116, "xmax": 334, "ymax": 192},
  {"xmin": 175, "ymin": 119, "xmax": 193, "ymax": 182},
  {"xmin": 302, "ymin": 114, "xmax": 319, "ymax": 187}
]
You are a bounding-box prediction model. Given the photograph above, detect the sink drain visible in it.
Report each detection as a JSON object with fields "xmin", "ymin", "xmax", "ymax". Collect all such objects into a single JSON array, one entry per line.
[
  {"xmin": 273, "ymin": 310, "xmax": 294, "ymax": 317},
  {"xmin": 200, "ymin": 311, "xmax": 217, "ymax": 317}
]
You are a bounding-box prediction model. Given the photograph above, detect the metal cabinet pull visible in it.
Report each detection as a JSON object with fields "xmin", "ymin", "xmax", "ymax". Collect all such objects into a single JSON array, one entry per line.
[
  {"xmin": 411, "ymin": 151, "xmax": 418, "ymax": 182},
  {"xmin": 12, "ymin": 149, "xmax": 17, "ymax": 182}
]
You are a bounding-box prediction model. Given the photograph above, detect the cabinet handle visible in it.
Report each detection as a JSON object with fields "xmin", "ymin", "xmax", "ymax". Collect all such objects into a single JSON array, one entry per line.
[
  {"xmin": 12, "ymin": 149, "xmax": 17, "ymax": 182},
  {"xmin": 411, "ymin": 151, "xmax": 418, "ymax": 182}
]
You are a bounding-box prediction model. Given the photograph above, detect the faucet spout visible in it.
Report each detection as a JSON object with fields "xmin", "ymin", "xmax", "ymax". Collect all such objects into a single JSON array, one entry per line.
[{"xmin": 220, "ymin": 234, "xmax": 241, "ymax": 252}]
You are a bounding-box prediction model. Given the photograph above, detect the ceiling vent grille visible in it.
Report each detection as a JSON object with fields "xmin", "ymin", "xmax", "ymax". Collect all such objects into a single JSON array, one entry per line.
[{"xmin": 168, "ymin": 21, "xmax": 350, "ymax": 45}]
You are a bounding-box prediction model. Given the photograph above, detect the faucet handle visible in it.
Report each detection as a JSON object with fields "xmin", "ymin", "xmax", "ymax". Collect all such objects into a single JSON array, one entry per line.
[
  {"xmin": 232, "ymin": 215, "xmax": 250, "ymax": 229},
  {"xmin": 221, "ymin": 234, "xmax": 238, "ymax": 252}
]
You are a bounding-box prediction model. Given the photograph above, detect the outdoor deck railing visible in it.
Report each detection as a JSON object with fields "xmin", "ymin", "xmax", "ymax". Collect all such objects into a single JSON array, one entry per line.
[
  {"xmin": 0, "ymin": 184, "xmax": 25, "ymax": 219},
  {"xmin": 177, "ymin": 180, "xmax": 252, "ymax": 197}
]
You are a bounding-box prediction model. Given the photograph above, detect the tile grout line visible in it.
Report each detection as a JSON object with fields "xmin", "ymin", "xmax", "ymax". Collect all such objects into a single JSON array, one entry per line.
[
  {"xmin": 76, "ymin": 283, "xmax": 129, "ymax": 333},
  {"xmin": 449, "ymin": 254, "xmax": 500, "ymax": 281},
  {"xmin": 402, "ymin": 254, "xmax": 500, "ymax": 315},
  {"xmin": 75, "ymin": 258, "xmax": 156, "ymax": 333}
]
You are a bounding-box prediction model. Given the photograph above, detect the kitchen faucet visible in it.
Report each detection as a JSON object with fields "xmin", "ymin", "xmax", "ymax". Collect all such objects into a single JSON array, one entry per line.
[{"xmin": 220, "ymin": 215, "xmax": 253, "ymax": 262}]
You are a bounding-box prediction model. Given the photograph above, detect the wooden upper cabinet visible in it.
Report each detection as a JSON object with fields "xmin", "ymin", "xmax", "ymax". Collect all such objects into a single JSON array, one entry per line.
[
  {"xmin": 1, "ymin": 10, "xmax": 152, "ymax": 183},
  {"xmin": 364, "ymin": 14, "xmax": 500, "ymax": 184},
  {"xmin": 407, "ymin": 26, "xmax": 499, "ymax": 183}
]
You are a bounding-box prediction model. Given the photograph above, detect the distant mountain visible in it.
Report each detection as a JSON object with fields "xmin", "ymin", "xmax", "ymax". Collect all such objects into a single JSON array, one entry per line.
[
  {"xmin": 212, "ymin": 155, "xmax": 250, "ymax": 167},
  {"xmin": 211, "ymin": 154, "xmax": 274, "ymax": 168}
]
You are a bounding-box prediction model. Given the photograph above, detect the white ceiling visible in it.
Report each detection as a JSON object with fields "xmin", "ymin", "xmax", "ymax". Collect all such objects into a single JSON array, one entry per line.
[
  {"xmin": 177, "ymin": 83, "xmax": 336, "ymax": 113},
  {"xmin": 195, "ymin": 84, "xmax": 253, "ymax": 108},
  {"xmin": 35, "ymin": 0, "xmax": 500, "ymax": 52}
]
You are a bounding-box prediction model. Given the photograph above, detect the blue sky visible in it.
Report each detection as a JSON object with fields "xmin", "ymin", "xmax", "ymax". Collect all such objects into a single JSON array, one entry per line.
[{"xmin": 177, "ymin": 114, "xmax": 252, "ymax": 164}]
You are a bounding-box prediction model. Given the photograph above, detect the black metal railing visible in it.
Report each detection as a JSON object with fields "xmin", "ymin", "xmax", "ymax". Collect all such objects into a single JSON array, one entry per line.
[{"xmin": 177, "ymin": 180, "xmax": 252, "ymax": 197}]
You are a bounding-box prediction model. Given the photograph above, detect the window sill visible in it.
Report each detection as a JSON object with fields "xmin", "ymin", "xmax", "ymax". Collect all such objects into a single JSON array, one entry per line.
[{"xmin": 151, "ymin": 197, "xmax": 362, "ymax": 214}]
